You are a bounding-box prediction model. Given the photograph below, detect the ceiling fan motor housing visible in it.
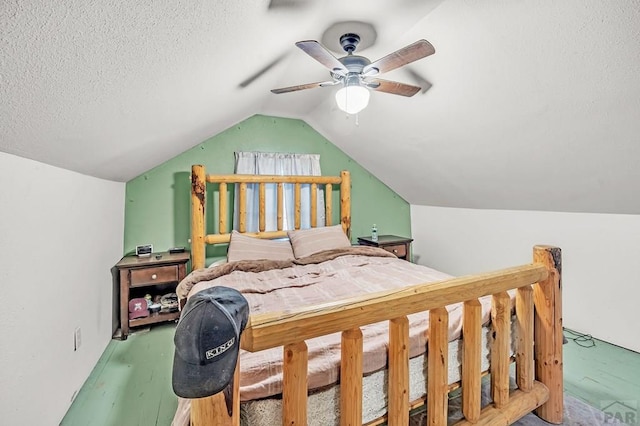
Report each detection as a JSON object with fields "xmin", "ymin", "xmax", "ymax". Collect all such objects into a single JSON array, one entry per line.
[{"xmin": 338, "ymin": 55, "xmax": 370, "ymax": 73}]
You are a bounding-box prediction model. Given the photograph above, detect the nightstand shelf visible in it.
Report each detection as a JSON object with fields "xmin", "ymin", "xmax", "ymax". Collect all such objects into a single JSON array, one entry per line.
[
  {"xmin": 115, "ymin": 251, "xmax": 190, "ymax": 339},
  {"xmin": 357, "ymin": 235, "xmax": 414, "ymax": 261}
]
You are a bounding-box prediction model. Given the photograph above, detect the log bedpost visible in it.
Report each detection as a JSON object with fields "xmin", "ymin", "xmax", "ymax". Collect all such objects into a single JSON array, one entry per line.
[
  {"xmin": 325, "ymin": 183, "xmax": 333, "ymax": 226},
  {"xmin": 219, "ymin": 182, "xmax": 228, "ymax": 234},
  {"xmin": 491, "ymin": 291, "xmax": 511, "ymax": 409},
  {"xmin": 515, "ymin": 285, "xmax": 534, "ymax": 392},
  {"xmin": 388, "ymin": 316, "xmax": 409, "ymax": 426},
  {"xmin": 294, "ymin": 183, "xmax": 301, "ymax": 230},
  {"xmin": 427, "ymin": 307, "xmax": 449, "ymax": 425},
  {"xmin": 310, "ymin": 183, "xmax": 318, "ymax": 228},
  {"xmin": 191, "ymin": 165, "xmax": 206, "ymax": 270},
  {"xmin": 238, "ymin": 183, "xmax": 247, "ymax": 233},
  {"xmin": 462, "ymin": 299, "xmax": 482, "ymax": 422},
  {"xmin": 258, "ymin": 182, "xmax": 266, "ymax": 232},
  {"xmin": 340, "ymin": 171, "xmax": 351, "ymax": 238},
  {"xmin": 341, "ymin": 328, "xmax": 363, "ymax": 426},
  {"xmin": 191, "ymin": 361, "xmax": 240, "ymax": 426},
  {"xmin": 283, "ymin": 341, "xmax": 308, "ymax": 425},
  {"xmin": 533, "ymin": 245, "xmax": 563, "ymax": 424},
  {"xmin": 277, "ymin": 183, "xmax": 284, "ymax": 231}
]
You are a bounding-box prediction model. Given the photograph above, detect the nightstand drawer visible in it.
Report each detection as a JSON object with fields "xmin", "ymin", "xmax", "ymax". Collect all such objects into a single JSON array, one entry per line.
[
  {"xmin": 383, "ymin": 244, "xmax": 407, "ymax": 258},
  {"xmin": 130, "ymin": 265, "xmax": 178, "ymax": 287}
]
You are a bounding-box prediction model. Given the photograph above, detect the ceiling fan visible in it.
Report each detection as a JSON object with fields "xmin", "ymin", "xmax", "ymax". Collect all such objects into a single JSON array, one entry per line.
[{"xmin": 271, "ymin": 33, "xmax": 435, "ymax": 114}]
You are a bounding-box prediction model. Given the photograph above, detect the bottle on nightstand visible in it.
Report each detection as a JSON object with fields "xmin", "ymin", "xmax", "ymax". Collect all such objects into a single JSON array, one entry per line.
[{"xmin": 371, "ymin": 224, "xmax": 378, "ymax": 242}]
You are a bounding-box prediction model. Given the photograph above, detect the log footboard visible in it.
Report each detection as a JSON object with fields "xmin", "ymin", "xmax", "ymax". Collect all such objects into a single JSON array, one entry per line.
[{"xmin": 189, "ymin": 245, "xmax": 563, "ymax": 426}]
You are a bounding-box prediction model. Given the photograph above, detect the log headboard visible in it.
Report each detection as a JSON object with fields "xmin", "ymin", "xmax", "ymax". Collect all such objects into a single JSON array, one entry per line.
[{"xmin": 189, "ymin": 164, "xmax": 352, "ymax": 270}]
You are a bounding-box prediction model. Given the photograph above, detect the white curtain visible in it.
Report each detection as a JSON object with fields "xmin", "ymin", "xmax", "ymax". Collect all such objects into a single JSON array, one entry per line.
[{"xmin": 233, "ymin": 152, "xmax": 325, "ymax": 232}]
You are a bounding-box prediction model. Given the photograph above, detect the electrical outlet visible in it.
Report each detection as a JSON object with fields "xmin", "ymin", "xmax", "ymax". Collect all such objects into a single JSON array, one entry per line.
[{"xmin": 74, "ymin": 327, "xmax": 82, "ymax": 351}]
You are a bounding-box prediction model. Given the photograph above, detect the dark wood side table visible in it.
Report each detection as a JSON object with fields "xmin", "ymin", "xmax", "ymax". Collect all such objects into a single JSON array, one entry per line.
[
  {"xmin": 357, "ymin": 235, "xmax": 414, "ymax": 261},
  {"xmin": 115, "ymin": 251, "xmax": 190, "ymax": 339}
]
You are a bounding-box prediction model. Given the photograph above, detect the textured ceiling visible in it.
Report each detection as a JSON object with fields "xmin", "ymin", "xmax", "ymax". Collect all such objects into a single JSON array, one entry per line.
[{"xmin": 2, "ymin": 0, "xmax": 640, "ymax": 214}]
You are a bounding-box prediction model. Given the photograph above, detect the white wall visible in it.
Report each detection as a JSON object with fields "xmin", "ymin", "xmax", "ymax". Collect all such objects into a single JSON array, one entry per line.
[
  {"xmin": 0, "ymin": 152, "xmax": 125, "ymax": 424},
  {"xmin": 411, "ymin": 205, "xmax": 640, "ymax": 353}
]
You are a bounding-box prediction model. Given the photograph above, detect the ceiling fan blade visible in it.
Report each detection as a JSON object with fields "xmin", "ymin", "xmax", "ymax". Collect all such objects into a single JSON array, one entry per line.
[
  {"xmin": 295, "ymin": 41, "xmax": 347, "ymax": 73},
  {"xmin": 268, "ymin": 0, "xmax": 312, "ymax": 9},
  {"xmin": 363, "ymin": 39, "xmax": 435, "ymax": 75},
  {"xmin": 239, "ymin": 52, "xmax": 289, "ymax": 88},
  {"xmin": 271, "ymin": 80, "xmax": 335, "ymax": 94},
  {"xmin": 365, "ymin": 78, "xmax": 422, "ymax": 97},
  {"xmin": 405, "ymin": 68, "xmax": 433, "ymax": 94}
]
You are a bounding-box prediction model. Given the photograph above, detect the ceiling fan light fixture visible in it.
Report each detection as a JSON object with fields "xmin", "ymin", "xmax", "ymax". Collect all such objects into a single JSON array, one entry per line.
[{"xmin": 335, "ymin": 82, "xmax": 370, "ymax": 114}]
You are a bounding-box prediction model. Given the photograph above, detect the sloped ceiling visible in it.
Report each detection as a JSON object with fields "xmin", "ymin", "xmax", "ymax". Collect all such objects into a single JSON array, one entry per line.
[{"xmin": 2, "ymin": 0, "xmax": 639, "ymax": 214}]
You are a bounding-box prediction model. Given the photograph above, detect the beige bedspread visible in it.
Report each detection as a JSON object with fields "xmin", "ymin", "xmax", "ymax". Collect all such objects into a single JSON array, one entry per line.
[{"xmin": 177, "ymin": 246, "xmax": 495, "ymax": 402}]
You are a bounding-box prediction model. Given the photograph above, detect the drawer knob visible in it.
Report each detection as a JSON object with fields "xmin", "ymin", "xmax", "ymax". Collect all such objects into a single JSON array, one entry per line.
[
  {"xmin": 393, "ymin": 249, "xmax": 398, "ymax": 253},
  {"xmin": 151, "ymin": 274, "xmax": 157, "ymax": 280}
]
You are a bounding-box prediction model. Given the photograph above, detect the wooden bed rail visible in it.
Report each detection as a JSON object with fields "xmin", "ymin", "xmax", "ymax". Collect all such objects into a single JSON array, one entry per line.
[
  {"xmin": 190, "ymin": 245, "xmax": 563, "ymax": 426},
  {"xmin": 241, "ymin": 263, "xmax": 547, "ymax": 351},
  {"xmin": 190, "ymin": 165, "xmax": 351, "ymax": 270}
]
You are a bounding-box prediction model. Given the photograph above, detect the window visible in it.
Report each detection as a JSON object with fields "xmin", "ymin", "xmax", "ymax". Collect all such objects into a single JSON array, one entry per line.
[{"xmin": 233, "ymin": 152, "xmax": 325, "ymax": 232}]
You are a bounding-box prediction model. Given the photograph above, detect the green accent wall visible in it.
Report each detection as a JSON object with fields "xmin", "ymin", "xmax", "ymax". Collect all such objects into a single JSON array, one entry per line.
[{"xmin": 124, "ymin": 115, "xmax": 410, "ymax": 264}]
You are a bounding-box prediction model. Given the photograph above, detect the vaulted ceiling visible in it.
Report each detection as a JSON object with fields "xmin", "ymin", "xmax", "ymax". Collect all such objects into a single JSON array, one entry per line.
[{"xmin": 2, "ymin": 0, "xmax": 639, "ymax": 214}]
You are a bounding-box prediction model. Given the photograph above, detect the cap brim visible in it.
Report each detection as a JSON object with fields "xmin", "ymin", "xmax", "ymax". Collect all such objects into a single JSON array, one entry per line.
[{"xmin": 172, "ymin": 345, "xmax": 238, "ymax": 399}]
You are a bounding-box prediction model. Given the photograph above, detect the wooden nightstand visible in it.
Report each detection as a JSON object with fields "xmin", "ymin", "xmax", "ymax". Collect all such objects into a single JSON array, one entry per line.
[
  {"xmin": 115, "ymin": 251, "xmax": 190, "ymax": 339},
  {"xmin": 357, "ymin": 235, "xmax": 414, "ymax": 261}
]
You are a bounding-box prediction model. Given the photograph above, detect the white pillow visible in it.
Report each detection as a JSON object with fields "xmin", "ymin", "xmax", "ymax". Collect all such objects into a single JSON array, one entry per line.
[
  {"xmin": 287, "ymin": 225, "xmax": 351, "ymax": 259},
  {"xmin": 227, "ymin": 231, "xmax": 295, "ymax": 262}
]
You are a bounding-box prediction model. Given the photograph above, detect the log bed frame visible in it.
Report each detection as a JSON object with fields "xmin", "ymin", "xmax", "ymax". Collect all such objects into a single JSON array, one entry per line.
[{"xmin": 187, "ymin": 165, "xmax": 563, "ymax": 426}]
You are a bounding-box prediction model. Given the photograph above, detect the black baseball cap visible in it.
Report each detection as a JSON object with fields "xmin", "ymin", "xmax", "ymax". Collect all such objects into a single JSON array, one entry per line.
[{"xmin": 172, "ymin": 286, "xmax": 249, "ymax": 399}]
